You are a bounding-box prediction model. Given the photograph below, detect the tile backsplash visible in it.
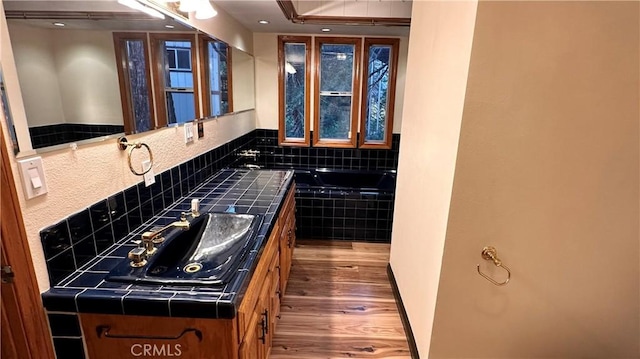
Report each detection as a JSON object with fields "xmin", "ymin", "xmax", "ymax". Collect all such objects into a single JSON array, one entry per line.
[
  {"xmin": 40, "ymin": 131, "xmax": 255, "ymax": 287},
  {"xmin": 40, "ymin": 129, "xmax": 401, "ymax": 286},
  {"xmin": 254, "ymin": 129, "xmax": 400, "ymax": 170},
  {"xmin": 30, "ymin": 124, "xmax": 125, "ymax": 149}
]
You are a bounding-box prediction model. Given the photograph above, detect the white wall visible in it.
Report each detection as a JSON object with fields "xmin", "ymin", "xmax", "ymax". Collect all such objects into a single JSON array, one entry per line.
[
  {"xmin": 388, "ymin": 1, "xmax": 478, "ymax": 357},
  {"xmin": 429, "ymin": 2, "xmax": 639, "ymax": 357},
  {"xmin": 8, "ymin": 22, "xmax": 123, "ymax": 127},
  {"xmin": 231, "ymin": 47, "xmax": 256, "ymax": 111},
  {"xmin": 53, "ymin": 29, "xmax": 123, "ymax": 126},
  {"xmin": 253, "ymin": 32, "xmax": 407, "ymax": 133},
  {"xmin": 0, "ymin": 4, "xmax": 257, "ymax": 292},
  {"xmin": 186, "ymin": 3, "xmax": 253, "ymax": 54},
  {"xmin": 8, "ymin": 23, "xmax": 65, "ymax": 127}
]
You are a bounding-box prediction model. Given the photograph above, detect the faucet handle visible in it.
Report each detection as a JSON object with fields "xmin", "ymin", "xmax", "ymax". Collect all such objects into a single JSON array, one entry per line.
[{"xmin": 128, "ymin": 247, "xmax": 147, "ymax": 268}]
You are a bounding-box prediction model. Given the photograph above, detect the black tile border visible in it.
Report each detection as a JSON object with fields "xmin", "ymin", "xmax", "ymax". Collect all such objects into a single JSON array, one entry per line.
[{"xmin": 387, "ymin": 263, "xmax": 420, "ymax": 359}]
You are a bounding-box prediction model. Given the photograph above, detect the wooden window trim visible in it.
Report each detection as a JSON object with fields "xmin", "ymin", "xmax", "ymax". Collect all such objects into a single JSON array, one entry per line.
[
  {"xmin": 278, "ymin": 35, "xmax": 311, "ymax": 147},
  {"xmin": 199, "ymin": 35, "xmax": 233, "ymax": 118},
  {"xmin": 113, "ymin": 32, "xmax": 156, "ymax": 134},
  {"xmin": 149, "ymin": 33, "xmax": 200, "ymax": 128},
  {"xmin": 359, "ymin": 37, "xmax": 400, "ymax": 149},
  {"xmin": 313, "ymin": 37, "xmax": 362, "ymax": 148}
]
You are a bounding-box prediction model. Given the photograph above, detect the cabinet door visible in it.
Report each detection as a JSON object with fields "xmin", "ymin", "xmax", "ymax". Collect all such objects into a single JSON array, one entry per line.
[
  {"xmin": 279, "ymin": 219, "xmax": 292, "ymax": 297},
  {"xmin": 239, "ymin": 310, "xmax": 263, "ymax": 359},
  {"xmin": 270, "ymin": 255, "xmax": 281, "ymax": 335}
]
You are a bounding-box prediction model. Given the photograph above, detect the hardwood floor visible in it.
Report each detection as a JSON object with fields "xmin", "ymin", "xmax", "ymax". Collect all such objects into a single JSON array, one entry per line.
[{"xmin": 271, "ymin": 240, "xmax": 411, "ymax": 359}]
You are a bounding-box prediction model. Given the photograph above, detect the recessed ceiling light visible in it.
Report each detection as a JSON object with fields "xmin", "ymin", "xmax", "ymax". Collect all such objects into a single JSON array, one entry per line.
[
  {"xmin": 321, "ymin": 28, "xmax": 331, "ymax": 32},
  {"xmin": 165, "ymin": 24, "xmax": 175, "ymax": 29},
  {"xmin": 258, "ymin": 20, "xmax": 270, "ymax": 24},
  {"xmin": 53, "ymin": 22, "xmax": 65, "ymax": 27}
]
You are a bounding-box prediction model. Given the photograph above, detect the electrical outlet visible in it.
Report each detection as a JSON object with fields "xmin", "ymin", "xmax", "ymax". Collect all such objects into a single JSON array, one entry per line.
[{"xmin": 143, "ymin": 160, "xmax": 155, "ymax": 187}]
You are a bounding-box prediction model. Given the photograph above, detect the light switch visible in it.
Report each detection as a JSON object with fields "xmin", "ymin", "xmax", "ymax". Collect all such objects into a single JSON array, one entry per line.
[
  {"xmin": 27, "ymin": 168, "xmax": 42, "ymax": 189},
  {"xmin": 18, "ymin": 156, "xmax": 48, "ymax": 199},
  {"xmin": 184, "ymin": 122, "xmax": 194, "ymax": 144}
]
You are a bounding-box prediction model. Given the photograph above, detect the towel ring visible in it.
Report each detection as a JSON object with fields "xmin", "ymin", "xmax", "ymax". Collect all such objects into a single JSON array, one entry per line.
[
  {"xmin": 117, "ymin": 137, "xmax": 154, "ymax": 176},
  {"xmin": 477, "ymin": 246, "xmax": 511, "ymax": 286}
]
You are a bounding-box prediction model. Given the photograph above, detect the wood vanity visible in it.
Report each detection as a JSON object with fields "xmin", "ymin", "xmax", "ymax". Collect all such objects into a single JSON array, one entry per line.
[{"xmin": 79, "ymin": 184, "xmax": 297, "ymax": 359}]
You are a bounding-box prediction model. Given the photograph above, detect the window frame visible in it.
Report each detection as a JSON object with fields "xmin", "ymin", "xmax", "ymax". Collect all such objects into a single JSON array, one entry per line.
[
  {"xmin": 149, "ymin": 33, "xmax": 200, "ymax": 128},
  {"xmin": 278, "ymin": 35, "xmax": 312, "ymax": 147},
  {"xmin": 199, "ymin": 34, "xmax": 233, "ymax": 118},
  {"xmin": 313, "ymin": 37, "xmax": 362, "ymax": 148},
  {"xmin": 112, "ymin": 32, "xmax": 156, "ymax": 134},
  {"xmin": 359, "ymin": 37, "xmax": 399, "ymax": 149}
]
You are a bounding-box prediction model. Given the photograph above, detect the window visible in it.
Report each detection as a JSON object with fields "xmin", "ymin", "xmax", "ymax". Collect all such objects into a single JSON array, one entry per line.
[
  {"xmin": 200, "ymin": 36, "xmax": 231, "ymax": 117},
  {"xmin": 314, "ymin": 37, "xmax": 361, "ymax": 148},
  {"xmin": 150, "ymin": 34, "xmax": 200, "ymax": 127},
  {"xmin": 113, "ymin": 33, "xmax": 155, "ymax": 134},
  {"xmin": 360, "ymin": 38, "xmax": 399, "ymax": 149},
  {"xmin": 278, "ymin": 36, "xmax": 311, "ymax": 146},
  {"xmin": 278, "ymin": 36, "xmax": 399, "ymax": 149}
]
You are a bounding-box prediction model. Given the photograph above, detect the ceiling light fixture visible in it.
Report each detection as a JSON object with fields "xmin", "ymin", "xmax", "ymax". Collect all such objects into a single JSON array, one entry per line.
[
  {"xmin": 321, "ymin": 28, "xmax": 331, "ymax": 32},
  {"xmin": 165, "ymin": 24, "xmax": 175, "ymax": 29},
  {"xmin": 258, "ymin": 20, "xmax": 270, "ymax": 24},
  {"xmin": 53, "ymin": 22, "xmax": 65, "ymax": 27},
  {"xmin": 195, "ymin": 0, "xmax": 217, "ymax": 19},
  {"xmin": 117, "ymin": 0, "xmax": 165, "ymax": 19}
]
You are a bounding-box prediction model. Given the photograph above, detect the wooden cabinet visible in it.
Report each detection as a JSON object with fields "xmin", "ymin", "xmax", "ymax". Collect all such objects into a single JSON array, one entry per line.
[
  {"xmin": 80, "ymin": 314, "xmax": 238, "ymax": 359},
  {"xmin": 80, "ymin": 185, "xmax": 296, "ymax": 359},
  {"xmin": 279, "ymin": 184, "xmax": 296, "ymax": 298}
]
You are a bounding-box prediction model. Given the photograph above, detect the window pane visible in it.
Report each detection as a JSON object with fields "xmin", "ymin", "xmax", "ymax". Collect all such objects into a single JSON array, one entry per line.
[
  {"xmin": 319, "ymin": 95, "xmax": 351, "ymax": 140},
  {"xmin": 320, "ymin": 44, "xmax": 354, "ymax": 93},
  {"xmin": 166, "ymin": 92, "xmax": 195, "ymax": 124},
  {"xmin": 125, "ymin": 40, "xmax": 152, "ymax": 133},
  {"xmin": 177, "ymin": 49, "xmax": 191, "ymax": 70},
  {"xmin": 284, "ymin": 43, "xmax": 306, "ymax": 139},
  {"xmin": 365, "ymin": 45, "xmax": 392, "ymax": 142},
  {"xmin": 161, "ymin": 40, "xmax": 195, "ymax": 124},
  {"xmin": 166, "ymin": 49, "xmax": 176, "ymax": 69},
  {"xmin": 207, "ymin": 41, "xmax": 229, "ymax": 116}
]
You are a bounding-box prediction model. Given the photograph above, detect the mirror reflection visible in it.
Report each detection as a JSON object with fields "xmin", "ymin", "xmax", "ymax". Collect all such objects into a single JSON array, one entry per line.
[{"xmin": 4, "ymin": 0, "xmax": 255, "ymax": 153}]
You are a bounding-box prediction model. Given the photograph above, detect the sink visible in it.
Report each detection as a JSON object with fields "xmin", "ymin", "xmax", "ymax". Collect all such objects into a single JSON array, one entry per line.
[{"xmin": 106, "ymin": 212, "xmax": 262, "ymax": 286}]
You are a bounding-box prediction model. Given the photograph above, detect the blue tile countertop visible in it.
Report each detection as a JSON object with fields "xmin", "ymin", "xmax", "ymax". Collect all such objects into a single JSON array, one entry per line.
[{"xmin": 42, "ymin": 169, "xmax": 294, "ymax": 319}]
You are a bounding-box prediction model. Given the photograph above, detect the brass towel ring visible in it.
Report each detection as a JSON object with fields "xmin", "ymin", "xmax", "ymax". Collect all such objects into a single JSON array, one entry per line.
[
  {"xmin": 476, "ymin": 246, "xmax": 511, "ymax": 286},
  {"xmin": 117, "ymin": 137, "xmax": 154, "ymax": 176}
]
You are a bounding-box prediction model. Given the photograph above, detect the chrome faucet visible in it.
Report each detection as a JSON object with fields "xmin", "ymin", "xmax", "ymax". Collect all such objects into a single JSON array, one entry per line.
[{"xmin": 238, "ymin": 149, "xmax": 260, "ymax": 161}]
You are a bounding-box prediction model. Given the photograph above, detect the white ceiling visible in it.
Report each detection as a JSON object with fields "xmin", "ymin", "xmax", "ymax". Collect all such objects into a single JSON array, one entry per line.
[
  {"xmin": 3, "ymin": 0, "xmax": 411, "ymax": 36},
  {"xmin": 213, "ymin": 0, "xmax": 411, "ymax": 36}
]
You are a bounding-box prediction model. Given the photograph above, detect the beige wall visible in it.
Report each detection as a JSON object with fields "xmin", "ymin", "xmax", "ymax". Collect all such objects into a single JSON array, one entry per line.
[
  {"xmin": 8, "ymin": 23, "xmax": 65, "ymax": 127},
  {"xmin": 253, "ymin": 32, "xmax": 407, "ymax": 133},
  {"xmin": 231, "ymin": 47, "xmax": 256, "ymax": 111},
  {"xmin": 10, "ymin": 23, "xmax": 124, "ymax": 127},
  {"xmin": 388, "ymin": 1, "xmax": 478, "ymax": 357},
  {"xmin": 0, "ymin": 4, "xmax": 256, "ymax": 292},
  {"xmin": 186, "ymin": 3, "xmax": 253, "ymax": 54},
  {"xmin": 428, "ymin": 2, "xmax": 640, "ymax": 357}
]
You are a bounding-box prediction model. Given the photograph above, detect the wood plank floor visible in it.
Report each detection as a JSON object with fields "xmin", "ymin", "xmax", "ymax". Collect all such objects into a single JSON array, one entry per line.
[{"xmin": 271, "ymin": 240, "xmax": 411, "ymax": 359}]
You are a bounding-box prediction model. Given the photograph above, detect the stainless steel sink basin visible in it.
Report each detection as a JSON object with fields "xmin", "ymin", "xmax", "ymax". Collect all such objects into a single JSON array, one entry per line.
[{"xmin": 106, "ymin": 212, "xmax": 262, "ymax": 286}]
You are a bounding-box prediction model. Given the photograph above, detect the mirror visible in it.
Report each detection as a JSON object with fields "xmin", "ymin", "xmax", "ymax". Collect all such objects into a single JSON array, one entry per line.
[
  {"xmin": 231, "ymin": 47, "xmax": 255, "ymax": 112},
  {"xmin": 3, "ymin": 0, "xmax": 255, "ymax": 154},
  {"xmin": 0, "ymin": 68, "xmax": 19, "ymax": 154}
]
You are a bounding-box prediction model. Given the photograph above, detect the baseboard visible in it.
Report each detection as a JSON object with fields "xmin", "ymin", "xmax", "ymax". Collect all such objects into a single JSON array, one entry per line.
[{"xmin": 387, "ymin": 263, "xmax": 420, "ymax": 359}]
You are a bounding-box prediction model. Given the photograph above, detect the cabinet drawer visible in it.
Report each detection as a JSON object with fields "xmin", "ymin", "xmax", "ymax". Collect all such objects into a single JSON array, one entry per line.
[{"xmin": 80, "ymin": 314, "xmax": 237, "ymax": 359}]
